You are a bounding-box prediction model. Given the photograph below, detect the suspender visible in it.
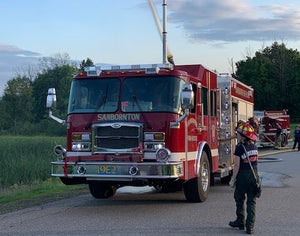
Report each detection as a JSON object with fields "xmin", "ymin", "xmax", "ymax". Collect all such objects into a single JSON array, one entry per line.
[{"xmin": 241, "ymin": 144, "xmax": 258, "ymax": 182}]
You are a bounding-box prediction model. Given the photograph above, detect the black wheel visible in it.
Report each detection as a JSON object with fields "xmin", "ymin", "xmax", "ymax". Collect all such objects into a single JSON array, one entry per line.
[
  {"xmin": 183, "ymin": 151, "xmax": 210, "ymax": 202},
  {"xmin": 88, "ymin": 182, "xmax": 116, "ymax": 199}
]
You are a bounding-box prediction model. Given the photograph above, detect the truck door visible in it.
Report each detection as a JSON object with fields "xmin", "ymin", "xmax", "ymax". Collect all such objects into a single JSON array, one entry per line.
[
  {"xmin": 209, "ymin": 89, "xmax": 218, "ymax": 158},
  {"xmin": 200, "ymin": 85, "xmax": 218, "ymax": 173},
  {"xmin": 187, "ymin": 82, "xmax": 199, "ymax": 152}
]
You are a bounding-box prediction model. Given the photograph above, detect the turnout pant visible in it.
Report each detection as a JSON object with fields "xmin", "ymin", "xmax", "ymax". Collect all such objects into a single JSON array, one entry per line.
[
  {"xmin": 234, "ymin": 170, "xmax": 257, "ymax": 230},
  {"xmin": 293, "ymin": 137, "xmax": 300, "ymax": 150},
  {"xmin": 274, "ymin": 134, "xmax": 282, "ymax": 147}
]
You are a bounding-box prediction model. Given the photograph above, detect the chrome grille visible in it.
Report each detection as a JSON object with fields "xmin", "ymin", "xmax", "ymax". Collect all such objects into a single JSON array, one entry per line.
[{"xmin": 93, "ymin": 123, "xmax": 142, "ymax": 151}]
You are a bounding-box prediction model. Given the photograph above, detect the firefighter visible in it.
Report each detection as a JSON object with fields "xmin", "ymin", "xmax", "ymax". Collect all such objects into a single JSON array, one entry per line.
[
  {"xmin": 292, "ymin": 125, "xmax": 300, "ymax": 151},
  {"xmin": 229, "ymin": 122, "xmax": 258, "ymax": 234},
  {"xmin": 274, "ymin": 123, "xmax": 282, "ymax": 148}
]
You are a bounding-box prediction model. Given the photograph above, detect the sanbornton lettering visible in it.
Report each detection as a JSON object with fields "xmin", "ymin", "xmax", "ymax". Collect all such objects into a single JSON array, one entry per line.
[{"xmin": 97, "ymin": 113, "xmax": 141, "ymax": 121}]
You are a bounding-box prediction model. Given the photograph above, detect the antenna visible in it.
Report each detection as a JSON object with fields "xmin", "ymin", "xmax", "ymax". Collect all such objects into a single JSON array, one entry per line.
[
  {"xmin": 162, "ymin": 0, "xmax": 167, "ymax": 65},
  {"xmin": 148, "ymin": 0, "xmax": 174, "ymax": 66}
]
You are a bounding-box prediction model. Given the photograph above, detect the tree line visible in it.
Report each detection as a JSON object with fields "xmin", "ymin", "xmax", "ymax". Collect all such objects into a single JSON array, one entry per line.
[
  {"xmin": 233, "ymin": 42, "xmax": 300, "ymax": 121},
  {"xmin": 0, "ymin": 54, "xmax": 94, "ymax": 135},
  {"xmin": 0, "ymin": 42, "xmax": 299, "ymax": 136}
]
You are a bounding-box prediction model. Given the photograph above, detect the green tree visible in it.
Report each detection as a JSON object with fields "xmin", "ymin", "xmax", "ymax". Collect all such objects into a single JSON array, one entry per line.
[
  {"xmin": 0, "ymin": 99, "xmax": 9, "ymax": 133},
  {"xmin": 79, "ymin": 57, "xmax": 94, "ymax": 72},
  {"xmin": 1, "ymin": 76, "xmax": 33, "ymax": 134},
  {"xmin": 233, "ymin": 42, "xmax": 300, "ymax": 121},
  {"xmin": 0, "ymin": 54, "xmax": 96, "ymax": 135},
  {"xmin": 32, "ymin": 64, "xmax": 78, "ymax": 122}
]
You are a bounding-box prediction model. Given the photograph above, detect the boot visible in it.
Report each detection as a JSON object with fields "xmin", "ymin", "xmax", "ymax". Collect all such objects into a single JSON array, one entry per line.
[
  {"xmin": 229, "ymin": 219, "xmax": 244, "ymax": 230},
  {"xmin": 246, "ymin": 228, "xmax": 254, "ymax": 234}
]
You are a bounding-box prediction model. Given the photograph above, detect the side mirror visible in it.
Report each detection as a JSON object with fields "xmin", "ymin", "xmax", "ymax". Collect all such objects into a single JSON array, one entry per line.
[
  {"xmin": 46, "ymin": 88, "xmax": 57, "ymax": 108},
  {"xmin": 181, "ymin": 84, "xmax": 194, "ymax": 110}
]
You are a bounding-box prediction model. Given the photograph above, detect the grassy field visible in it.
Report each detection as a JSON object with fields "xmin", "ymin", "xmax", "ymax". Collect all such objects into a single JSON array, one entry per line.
[
  {"xmin": 0, "ymin": 136, "xmax": 66, "ymax": 188},
  {"xmin": 0, "ymin": 178, "xmax": 88, "ymax": 214},
  {"xmin": 0, "ymin": 136, "xmax": 89, "ymax": 214}
]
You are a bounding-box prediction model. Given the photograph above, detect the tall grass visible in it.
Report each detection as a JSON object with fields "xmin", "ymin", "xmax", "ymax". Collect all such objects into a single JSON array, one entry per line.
[{"xmin": 0, "ymin": 136, "xmax": 65, "ymax": 188}]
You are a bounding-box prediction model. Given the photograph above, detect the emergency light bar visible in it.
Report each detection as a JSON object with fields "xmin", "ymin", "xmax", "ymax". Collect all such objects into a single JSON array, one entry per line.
[{"xmin": 84, "ymin": 63, "xmax": 173, "ymax": 76}]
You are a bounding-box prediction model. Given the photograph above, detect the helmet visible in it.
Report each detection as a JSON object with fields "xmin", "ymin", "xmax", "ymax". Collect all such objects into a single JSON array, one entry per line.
[
  {"xmin": 236, "ymin": 120, "xmax": 245, "ymax": 130},
  {"xmin": 237, "ymin": 122, "xmax": 258, "ymax": 141}
]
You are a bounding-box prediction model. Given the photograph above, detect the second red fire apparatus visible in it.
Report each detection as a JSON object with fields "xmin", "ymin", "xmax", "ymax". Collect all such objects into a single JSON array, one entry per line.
[{"xmin": 254, "ymin": 110, "xmax": 290, "ymax": 147}]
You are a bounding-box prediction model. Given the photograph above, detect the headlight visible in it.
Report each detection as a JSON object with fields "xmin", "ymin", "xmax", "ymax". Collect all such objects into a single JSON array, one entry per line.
[
  {"xmin": 72, "ymin": 133, "xmax": 91, "ymax": 141},
  {"xmin": 144, "ymin": 132, "xmax": 165, "ymax": 152},
  {"xmin": 144, "ymin": 132, "xmax": 165, "ymax": 141},
  {"xmin": 144, "ymin": 142, "xmax": 165, "ymax": 151},
  {"xmin": 72, "ymin": 132, "xmax": 91, "ymax": 151},
  {"xmin": 72, "ymin": 142, "xmax": 91, "ymax": 151},
  {"xmin": 156, "ymin": 148, "xmax": 171, "ymax": 162}
]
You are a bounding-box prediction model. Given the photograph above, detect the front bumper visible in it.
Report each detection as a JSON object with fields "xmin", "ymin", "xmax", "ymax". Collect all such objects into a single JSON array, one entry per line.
[{"xmin": 51, "ymin": 161, "xmax": 184, "ymax": 181}]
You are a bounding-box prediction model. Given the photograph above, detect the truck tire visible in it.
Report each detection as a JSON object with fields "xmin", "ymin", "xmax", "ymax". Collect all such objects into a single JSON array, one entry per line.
[
  {"xmin": 88, "ymin": 182, "xmax": 116, "ymax": 199},
  {"xmin": 183, "ymin": 151, "xmax": 210, "ymax": 202}
]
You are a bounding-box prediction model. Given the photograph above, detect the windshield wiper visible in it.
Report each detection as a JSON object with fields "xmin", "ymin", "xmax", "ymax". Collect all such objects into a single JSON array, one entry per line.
[
  {"xmin": 85, "ymin": 85, "xmax": 109, "ymax": 130},
  {"xmin": 131, "ymin": 92, "xmax": 152, "ymax": 130},
  {"xmin": 96, "ymin": 85, "xmax": 109, "ymax": 111}
]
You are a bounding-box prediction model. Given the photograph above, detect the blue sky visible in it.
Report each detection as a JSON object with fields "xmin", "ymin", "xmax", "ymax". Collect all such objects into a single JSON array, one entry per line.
[{"xmin": 1, "ymin": 0, "xmax": 300, "ymax": 95}]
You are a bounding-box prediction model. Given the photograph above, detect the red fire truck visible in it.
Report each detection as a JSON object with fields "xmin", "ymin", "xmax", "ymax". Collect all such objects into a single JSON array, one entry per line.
[
  {"xmin": 254, "ymin": 110, "xmax": 290, "ymax": 147},
  {"xmin": 45, "ymin": 0, "xmax": 254, "ymax": 202},
  {"xmin": 46, "ymin": 66, "xmax": 254, "ymax": 202}
]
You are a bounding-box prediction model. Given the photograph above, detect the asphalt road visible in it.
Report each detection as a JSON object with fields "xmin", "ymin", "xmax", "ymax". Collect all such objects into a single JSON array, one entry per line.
[{"xmin": 0, "ymin": 150, "xmax": 299, "ymax": 236}]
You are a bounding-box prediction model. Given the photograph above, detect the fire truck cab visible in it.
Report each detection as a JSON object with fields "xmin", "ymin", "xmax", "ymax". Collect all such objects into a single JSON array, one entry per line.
[{"xmin": 46, "ymin": 64, "xmax": 254, "ymax": 202}]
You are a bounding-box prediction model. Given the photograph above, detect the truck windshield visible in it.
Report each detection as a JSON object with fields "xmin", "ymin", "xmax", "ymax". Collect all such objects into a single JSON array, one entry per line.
[
  {"xmin": 68, "ymin": 78, "xmax": 120, "ymax": 113},
  {"xmin": 121, "ymin": 76, "xmax": 184, "ymax": 113},
  {"xmin": 68, "ymin": 76, "xmax": 184, "ymax": 114}
]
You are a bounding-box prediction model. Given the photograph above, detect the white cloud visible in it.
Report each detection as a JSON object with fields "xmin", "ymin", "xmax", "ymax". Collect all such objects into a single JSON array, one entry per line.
[
  {"xmin": 0, "ymin": 44, "xmax": 40, "ymax": 57},
  {"xmin": 0, "ymin": 44, "xmax": 40, "ymax": 95},
  {"xmin": 166, "ymin": 0, "xmax": 300, "ymax": 42}
]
